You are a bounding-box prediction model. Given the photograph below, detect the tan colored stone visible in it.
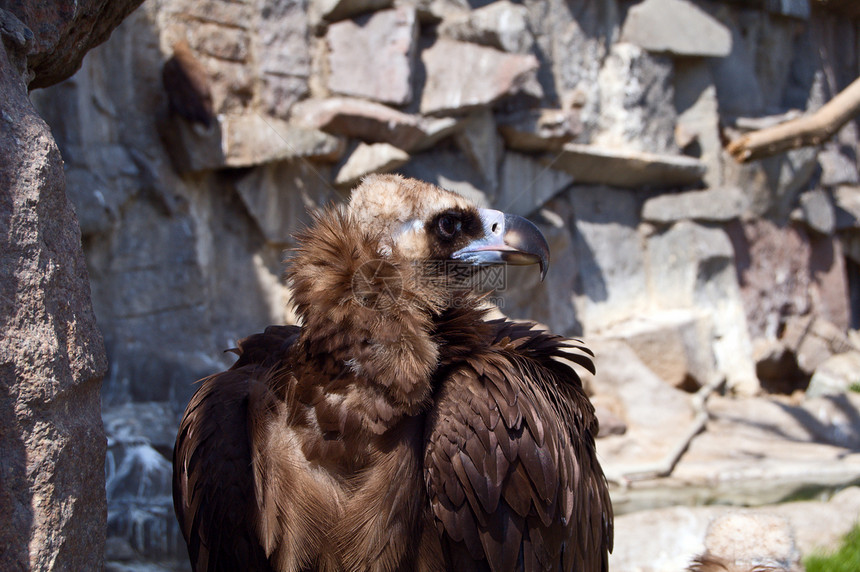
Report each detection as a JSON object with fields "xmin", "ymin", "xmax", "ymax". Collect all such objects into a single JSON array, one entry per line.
[
  {"xmin": 437, "ymin": 0, "xmax": 534, "ymax": 54},
  {"xmin": 326, "ymin": 7, "xmax": 417, "ymax": 105},
  {"xmin": 698, "ymin": 512, "xmax": 802, "ymax": 572}
]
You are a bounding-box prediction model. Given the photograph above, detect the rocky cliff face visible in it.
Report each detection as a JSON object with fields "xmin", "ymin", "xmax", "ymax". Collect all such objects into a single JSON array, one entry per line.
[
  {"xmin": 26, "ymin": 0, "xmax": 860, "ymax": 569},
  {"xmin": 0, "ymin": 1, "xmax": 142, "ymax": 570}
]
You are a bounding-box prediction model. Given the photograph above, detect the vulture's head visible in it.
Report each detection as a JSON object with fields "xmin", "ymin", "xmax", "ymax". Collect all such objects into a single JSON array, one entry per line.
[
  {"xmin": 348, "ymin": 174, "xmax": 549, "ymax": 278},
  {"xmin": 289, "ymin": 174, "xmax": 549, "ymax": 326},
  {"xmin": 288, "ymin": 174, "xmax": 552, "ymax": 407}
]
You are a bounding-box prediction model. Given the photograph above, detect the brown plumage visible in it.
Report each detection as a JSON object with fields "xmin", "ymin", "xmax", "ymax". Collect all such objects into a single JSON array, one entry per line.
[
  {"xmin": 162, "ymin": 39, "xmax": 214, "ymax": 128},
  {"xmin": 173, "ymin": 174, "xmax": 613, "ymax": 571}
]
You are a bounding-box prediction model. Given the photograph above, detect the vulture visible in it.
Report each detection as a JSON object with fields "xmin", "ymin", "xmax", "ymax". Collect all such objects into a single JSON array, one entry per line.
[{"xmin": 173, "ymin": 174, "xmax": 613, "ymax": 572}]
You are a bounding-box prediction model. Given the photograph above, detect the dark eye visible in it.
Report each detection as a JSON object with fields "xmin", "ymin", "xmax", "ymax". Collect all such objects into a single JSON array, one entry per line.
[{"xmin": 437, "ymin": 214, "xmax": 461, "ymax": 239}]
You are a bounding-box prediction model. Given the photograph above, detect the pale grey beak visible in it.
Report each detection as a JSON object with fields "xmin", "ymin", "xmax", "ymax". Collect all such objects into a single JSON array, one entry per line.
[{"xmin": 451, "ymin": 208, "xmax": 550, "ymax": 280}]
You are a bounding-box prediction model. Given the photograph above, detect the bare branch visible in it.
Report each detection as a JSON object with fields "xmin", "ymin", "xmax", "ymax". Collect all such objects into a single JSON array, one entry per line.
[{"xmin": 727, "ymin": 76, "xmax": 860, "ymax": 163}]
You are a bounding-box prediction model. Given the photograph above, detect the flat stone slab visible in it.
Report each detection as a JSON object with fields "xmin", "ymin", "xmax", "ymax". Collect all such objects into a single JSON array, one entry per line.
[
  {"xmin": 621, "ymin": 0, "xmax": 732, "ymax": 57},
  {"xmin": 552, "ymin": 143, "xmax": 706, "ymax": 189},
  {"xmin": 605, "ymin": 393, "xmax": 860, "ymax": 515},
  {"xmin": 291, "ymin": 96, "xmax": 458, "ymax": 152},
  {"xmin": 642, "ymin": 186, "xmax": 748, "ymax": 223},
  {"xmin": 160, "ymin": 113, "xmax": 345, "ymax": 173}
]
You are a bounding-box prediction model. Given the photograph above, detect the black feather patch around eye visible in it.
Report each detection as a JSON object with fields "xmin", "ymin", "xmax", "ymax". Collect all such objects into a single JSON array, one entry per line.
[{"xmin": 430, "ymin": 209, "xmax": 483, "ymax": 244}]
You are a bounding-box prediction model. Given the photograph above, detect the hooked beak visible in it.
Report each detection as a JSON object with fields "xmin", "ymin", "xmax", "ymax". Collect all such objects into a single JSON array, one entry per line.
[{"xmin": 452, "ymin": 208, "xmax": 550, "ymax": 280}]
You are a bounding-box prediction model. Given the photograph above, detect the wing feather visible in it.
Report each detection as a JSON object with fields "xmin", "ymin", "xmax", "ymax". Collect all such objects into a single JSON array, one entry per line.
[
  {"xmin": 173, "ymin": 325, "xmax": 299, "ymax": 572},
  {"xmin": 424, "ymin": 320, "xmax": 612, "ymax": 572},
  {"xmin": 173, "ymin": 368, "xmax": 274, "ymax": 571}
]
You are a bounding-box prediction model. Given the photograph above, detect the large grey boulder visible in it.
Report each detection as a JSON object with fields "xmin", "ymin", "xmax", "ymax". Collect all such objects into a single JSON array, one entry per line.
[
  {"xmin": 397, "ymin": 149, "xmax": 491, "ymax": 206},
  {"xmin": 437, "ymin": 0, "xmax": 534, "ymax": 54},
  {"xmin": 674, "ymin": 60, "xmax": 723, "ymax": 188},
  {"xmin": 642, "ymin": 187, "xmax": 748, "ymax": 224},
  {"xmin": 796, "ymin": 189, "xmax": 836, "ymax": 235},
  {"xmin": 593, "ymin": 43, "xmax": 678, "ymax": 154},
  {"xmin": 646, "ymin": 221, "xmax": 758, "ymax": 394},
  {"xmin": 569, "ymin": 185, "xmax": 649, "ymax": 331},
  {"xmin": 236, "ymin": 160, "xmax": 340, "ymax": 244},
  {"xmin": 601, "ymin": 310, "xmax": 718, "ymax": 392},
  {"xmin": 419, "ymin": 38, "xmax": 542, "ymax": 115},
  {"xmin": 255, "ymin": 0, "xmax": 312, "ymax": 118},
  {"xmin": 554, "ymin": 143, "xmax": 706, "ymax": 189},
  {"xmin": 453, "ymin": 109, "xmax": 502, "ymax": 194},
  {"xmin": 291, "ymin": 96, "xmax": 458, "ymax": 152}
]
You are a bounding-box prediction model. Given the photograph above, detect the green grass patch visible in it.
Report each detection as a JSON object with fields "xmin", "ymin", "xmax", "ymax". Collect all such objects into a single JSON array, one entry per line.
[
  {"xmin": 848, "ymin": 382, "xmax": 860, "ymax": 393},
  {"xmin": 804, "ymin": 522, "xmax": 860, "ymax": 572}
]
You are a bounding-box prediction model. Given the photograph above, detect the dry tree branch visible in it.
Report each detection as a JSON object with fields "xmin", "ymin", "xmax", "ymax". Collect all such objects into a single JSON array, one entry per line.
[{"xmin": 727, "ymin": 76, "xmax": 860, "ymax": 163}]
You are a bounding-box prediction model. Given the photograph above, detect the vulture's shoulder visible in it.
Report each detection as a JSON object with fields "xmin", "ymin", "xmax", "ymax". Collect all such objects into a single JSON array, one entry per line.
[
  {"xmin": 173, "ymin": 324, "xmax": 300, "ymax": 572},
  {"xmin": 229, "ymin": 324, "xmax": 302, "ymax": 371},
  {"xmin": 425, "ymin": 319, "xmax": 612, "ymax": 572}
]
